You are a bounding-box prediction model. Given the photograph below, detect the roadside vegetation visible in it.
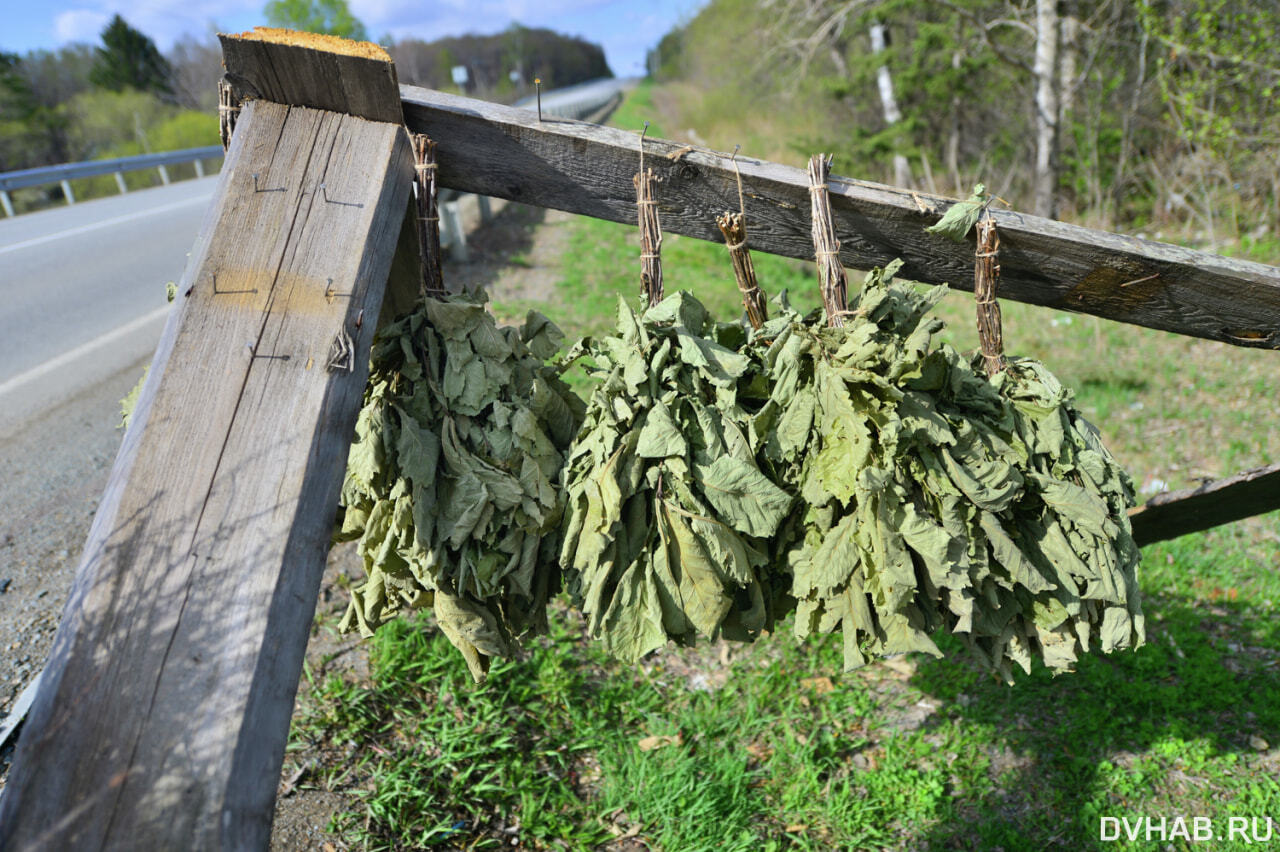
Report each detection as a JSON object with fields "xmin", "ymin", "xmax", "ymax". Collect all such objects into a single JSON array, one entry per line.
[
  {"xmin": 286, "ymin": 70, "xmax": 1280, "ymax": 848},
  {"xmin": 647, "ymin": 0, "xmax": 1278, "ymax": 262},
  {"xmin": 0, "ymin": 5, "xmax": 609, "ymax": 215}
]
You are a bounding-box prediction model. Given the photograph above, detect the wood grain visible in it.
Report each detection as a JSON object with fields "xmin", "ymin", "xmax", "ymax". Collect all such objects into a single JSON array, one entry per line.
[
  {"xmin": 0, "ymin": 99, "xmax": 412, "ymax": 851},
  {"xmin": 400, "ymin": 85, "xmax": 1280, "ymax": 349},
  {"xmin": 221, "ymin": 28, "xmax": 403, "ymax": 124},
  {"xmin": 1129, "ymin": 463, "xmax": 1280, "ymax": 547}
]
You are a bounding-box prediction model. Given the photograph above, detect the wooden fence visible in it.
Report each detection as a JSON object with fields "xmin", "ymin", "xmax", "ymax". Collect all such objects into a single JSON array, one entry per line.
[{"xmin": 0, "ymin": 27, "xmax": 1276, "ymax": 851}]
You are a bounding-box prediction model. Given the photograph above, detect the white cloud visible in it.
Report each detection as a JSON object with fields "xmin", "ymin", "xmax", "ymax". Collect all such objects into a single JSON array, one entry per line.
[
  {"xmin": 54, "ymin": 9, "xmax": 112, "ymax": 43},
  {"xmin": 49, "ymin": 0, "xmax": 263, "ymax": 50}
]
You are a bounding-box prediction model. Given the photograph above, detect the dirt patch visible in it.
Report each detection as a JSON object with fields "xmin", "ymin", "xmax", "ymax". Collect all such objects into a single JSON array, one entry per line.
[
  {"xmin": 442, "ymin": 200, "xmax": 572, "ymax": 313},
  {"xmin": 269, "ymin": 542, "xmax": 366, "ymax": 852}
]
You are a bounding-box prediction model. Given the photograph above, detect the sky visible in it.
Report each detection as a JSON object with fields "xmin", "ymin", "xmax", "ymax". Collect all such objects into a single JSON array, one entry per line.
[{"xmin": 2, "ymin": 0, "xmax": 706, "ymax": 79}]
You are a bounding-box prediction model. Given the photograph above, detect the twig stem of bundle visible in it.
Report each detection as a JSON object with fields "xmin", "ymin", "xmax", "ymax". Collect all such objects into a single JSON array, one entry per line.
[
  {"xmin": 717, "ymin": 212, "xmax": 767, "ymax": 329},
  {"xmin": 218, "ymin": 81, "xmax": 239, "ymax": 152},
  {"xmin": 635, "ymin": 167, "xmax": 664, "ymax": 308},
  {"xmin": 412, "ymin": 134, "xmax": 446, "ymax": 300},
  {"xmin": 974, "ymin": 215, "xmax": 1006, "ymax": 376},
  {"xmin": 807, "ymin": 154, "xmax": 848, "ymax": 327}
]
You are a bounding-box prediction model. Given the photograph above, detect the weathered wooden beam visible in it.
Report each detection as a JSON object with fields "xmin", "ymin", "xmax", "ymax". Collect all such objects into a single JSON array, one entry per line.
[
  {"xmin": 0, "ymin": 31, "xmax": 412, "ymax": 851},
  {"xmin": 1129, "ymin": 463, "xmax": 1280, "ymax": 547},
  {"xmin": 401, "ymin": 86, "xmax": 1280, "ymax": 350}
]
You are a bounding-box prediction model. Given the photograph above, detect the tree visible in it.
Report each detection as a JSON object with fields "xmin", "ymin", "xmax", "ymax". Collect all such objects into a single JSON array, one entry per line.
[
  {"xmin": 1031, "ymin": 0, "xmax": 1061, "ymax": 218},
  {"xmin": 1, "ymin": 52, "xmax": 42, "ymax": 170},
  {"xmin": 388, "ymin": 27, "xmax": 611, "ymax": 94},
  {"xmin": 1136, "ymin": 0, "xmax": 1280, "ymax": 242},
  {"xmin": 870, "ymin": 21, "xmax": 913, "ymax": 188},
  {"xmin": 167, "ymin": 33, "xmax": 223, "ymax": 112},
  {"xmin": 90, "ymin": 15, "xmax": 173, "ymax": 97},
  {"xmin": 0, "ymin": 53, "xmax": 37, "ymax": 119},
  {"xmin": 263, "ymin": 0, "xmax": 368, "ymax": 40}
]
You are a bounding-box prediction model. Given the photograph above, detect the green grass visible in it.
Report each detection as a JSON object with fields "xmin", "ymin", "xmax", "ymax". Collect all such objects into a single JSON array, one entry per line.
[
  {"xmin": 493, "ymin": 215, "xmax": 820, "ymax": 344},
  {"xmin": 295, "ymin": 534, "xmax": 1280, "ymax": 850},
  {"xmin": 290, "ymin": 81, "xmax": 1280, "ymax": 852},
  {"xmin": 607, "ymin": 79, "xmax": 665, "ymax": 137},
  {"xmin": 494, "ymin": 79, "xmax": 819, "ymax": 341}
]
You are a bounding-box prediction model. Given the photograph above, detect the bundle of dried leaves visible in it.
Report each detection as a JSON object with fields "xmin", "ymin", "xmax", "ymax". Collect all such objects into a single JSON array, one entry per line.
[
  {"xmin": 336, "ymin": 292, "xmax": 585, "ymax": 680},
  {"xmin": 751, "ymin": 260, "xmax": 1144, "ymax": 681},
  {"xmin": 560, "ymin": 292, "xmax": 793, "ymax": 662}
]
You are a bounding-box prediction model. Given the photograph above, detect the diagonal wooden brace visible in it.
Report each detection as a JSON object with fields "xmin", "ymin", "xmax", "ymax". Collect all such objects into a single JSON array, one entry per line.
[{"xmin": 0, "ymin": 29, "xmax": 412, "ymax": 851}]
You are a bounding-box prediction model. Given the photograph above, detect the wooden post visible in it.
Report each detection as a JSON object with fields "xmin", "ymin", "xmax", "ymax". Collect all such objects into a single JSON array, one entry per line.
[
  {"xmin": 0, "ymin": 28, "xmax": 412, "ymax": 851},
  {"xmin": 443, "ymin": 198, "xmax": 468, "ymax": 261}
]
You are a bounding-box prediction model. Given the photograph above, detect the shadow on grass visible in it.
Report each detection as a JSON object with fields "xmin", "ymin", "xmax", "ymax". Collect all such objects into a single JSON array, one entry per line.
[{"xmin": 911, "ymin": 590, "xmax": 1280, "ymax": 851}]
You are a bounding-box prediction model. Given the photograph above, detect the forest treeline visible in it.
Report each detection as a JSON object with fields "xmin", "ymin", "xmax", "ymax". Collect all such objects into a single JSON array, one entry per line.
[
  {"xmin": 647, "ymin": 0, "xmax": 1278, "ymax": 250},
  {"xmin": 0, "ymin": 13, "xmax": 609, "ymax": 211},
  {"xmin": 389, "ymin": 27, "xmax": 611, "ymax": 96}
]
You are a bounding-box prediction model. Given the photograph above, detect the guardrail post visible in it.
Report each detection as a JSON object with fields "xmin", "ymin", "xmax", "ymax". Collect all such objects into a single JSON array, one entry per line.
[
  {"xmin": 442, "ymin": 199, "xmax": 468, "ymax": 262},
  {"xmin": 477, "ymin": 194, "xmax": 492, "ymax": 223},
  {"xmin": 157, "ymin": 165, "xmax": 170, "ymax": 185},
  {"xmin": 114, "ymin": 171, "xmax": 127, "ymax": 194},
  {"xmin": 194, "ymin": 159, "xmax": 205, "ymax": 179},
  {"xmin": 60, "ymin": 180, "xmax": 75, "ymax": 204},
  {"xmin": 0, "ymin": 191, "xmax": 13, "ymax": 218}
]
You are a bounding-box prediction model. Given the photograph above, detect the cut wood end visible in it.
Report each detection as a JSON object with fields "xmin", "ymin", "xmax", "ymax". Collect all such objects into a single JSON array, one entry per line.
[
  {"xmin": 221, "ymin": 27, "xmax": 390, "ymax": 63},
  {"xmin": 219, "ymin": 26, "xmax": 402, "ymax": 123}
]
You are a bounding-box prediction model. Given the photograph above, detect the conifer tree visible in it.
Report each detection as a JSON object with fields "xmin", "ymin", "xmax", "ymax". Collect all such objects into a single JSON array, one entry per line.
[{"xmin": 89, "ymin": 15, "xmax": 173, "ymax": 97}]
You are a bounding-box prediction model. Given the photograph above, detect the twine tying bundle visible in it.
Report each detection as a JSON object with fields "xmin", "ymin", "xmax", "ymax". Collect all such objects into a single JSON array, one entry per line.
[
  {"xmin": 412, "ymin": 134, "xmax": 446, "ymax": 299},
  {"xmin": 635, "ymin": 167, "xmax": 664, "ymax": 307},
  {"xmin": 974, "ymin": 217, "xmax": 1006, "ymax": 376},
  {"xmin": 717, "ymin": 211, "xmax": 768, "ymax": 330},
  {"xmin": 807, "ymin": 155, "xmax": 848, "ymax": 327},
  {"xmin": 217, "ymin": 81, "xmax": 240, "ymax": 152}
]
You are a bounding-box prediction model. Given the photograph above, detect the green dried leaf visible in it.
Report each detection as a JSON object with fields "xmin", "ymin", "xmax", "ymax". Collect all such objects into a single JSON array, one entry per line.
[
  {"xmin": 636, "ymin": 401, "xmax": 687, "ymax": 458},
  {"xmin": 695, "ymin": 456, "xmax": 793, "ymax": 538},
  {"xmin": 661, "ymin": 503, "xmax": 733, "ymax": 637},
  {"xmin": 924, "ymin": 183, "xmax": 987, "ymax": 242}
]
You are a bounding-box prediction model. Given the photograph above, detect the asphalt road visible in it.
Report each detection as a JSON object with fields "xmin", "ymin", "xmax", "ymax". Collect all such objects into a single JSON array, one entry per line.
[{"xmin": 0, "ymin": 177, "xmax": 216, "ymax": 433}]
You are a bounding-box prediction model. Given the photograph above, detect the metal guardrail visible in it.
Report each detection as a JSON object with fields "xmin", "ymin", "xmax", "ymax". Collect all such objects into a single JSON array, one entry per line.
[
  {"xmin": 512, "ymin": 77, "xmax": 626, "ymax": 118},
  {"xmin": 0, "ymin": 77, "xmax": 627, "ymax": 224},
  {"xmin": 0, "ymin": 146, "xmax": 225, "ymax": 217}
]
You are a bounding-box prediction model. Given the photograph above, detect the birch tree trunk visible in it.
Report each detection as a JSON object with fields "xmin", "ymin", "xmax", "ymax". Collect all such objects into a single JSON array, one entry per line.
[
  {"xmin": 1033, "ymin": 0, "xmax": 1061, "ymax": 218},
  {"xmin": 871, "ymin": 22, "xmax": 912, "ymax": 188},
  {"xmin": 1058, "ymin": 1, "xmax": 1079, "ymax": 121},
  {"xmin": 947, "ymin": 43, "xmax": 962, "ymax": 192}
]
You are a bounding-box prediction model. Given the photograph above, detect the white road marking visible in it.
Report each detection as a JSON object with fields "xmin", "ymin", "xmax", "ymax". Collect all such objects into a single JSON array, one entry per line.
[
  {"xmin": 0, "ymin": 194, "xmax": 213, "ymax": 256},
  {"xmin": 0, "ymin": 304, "xmax": 170, "ymax": 400}
]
